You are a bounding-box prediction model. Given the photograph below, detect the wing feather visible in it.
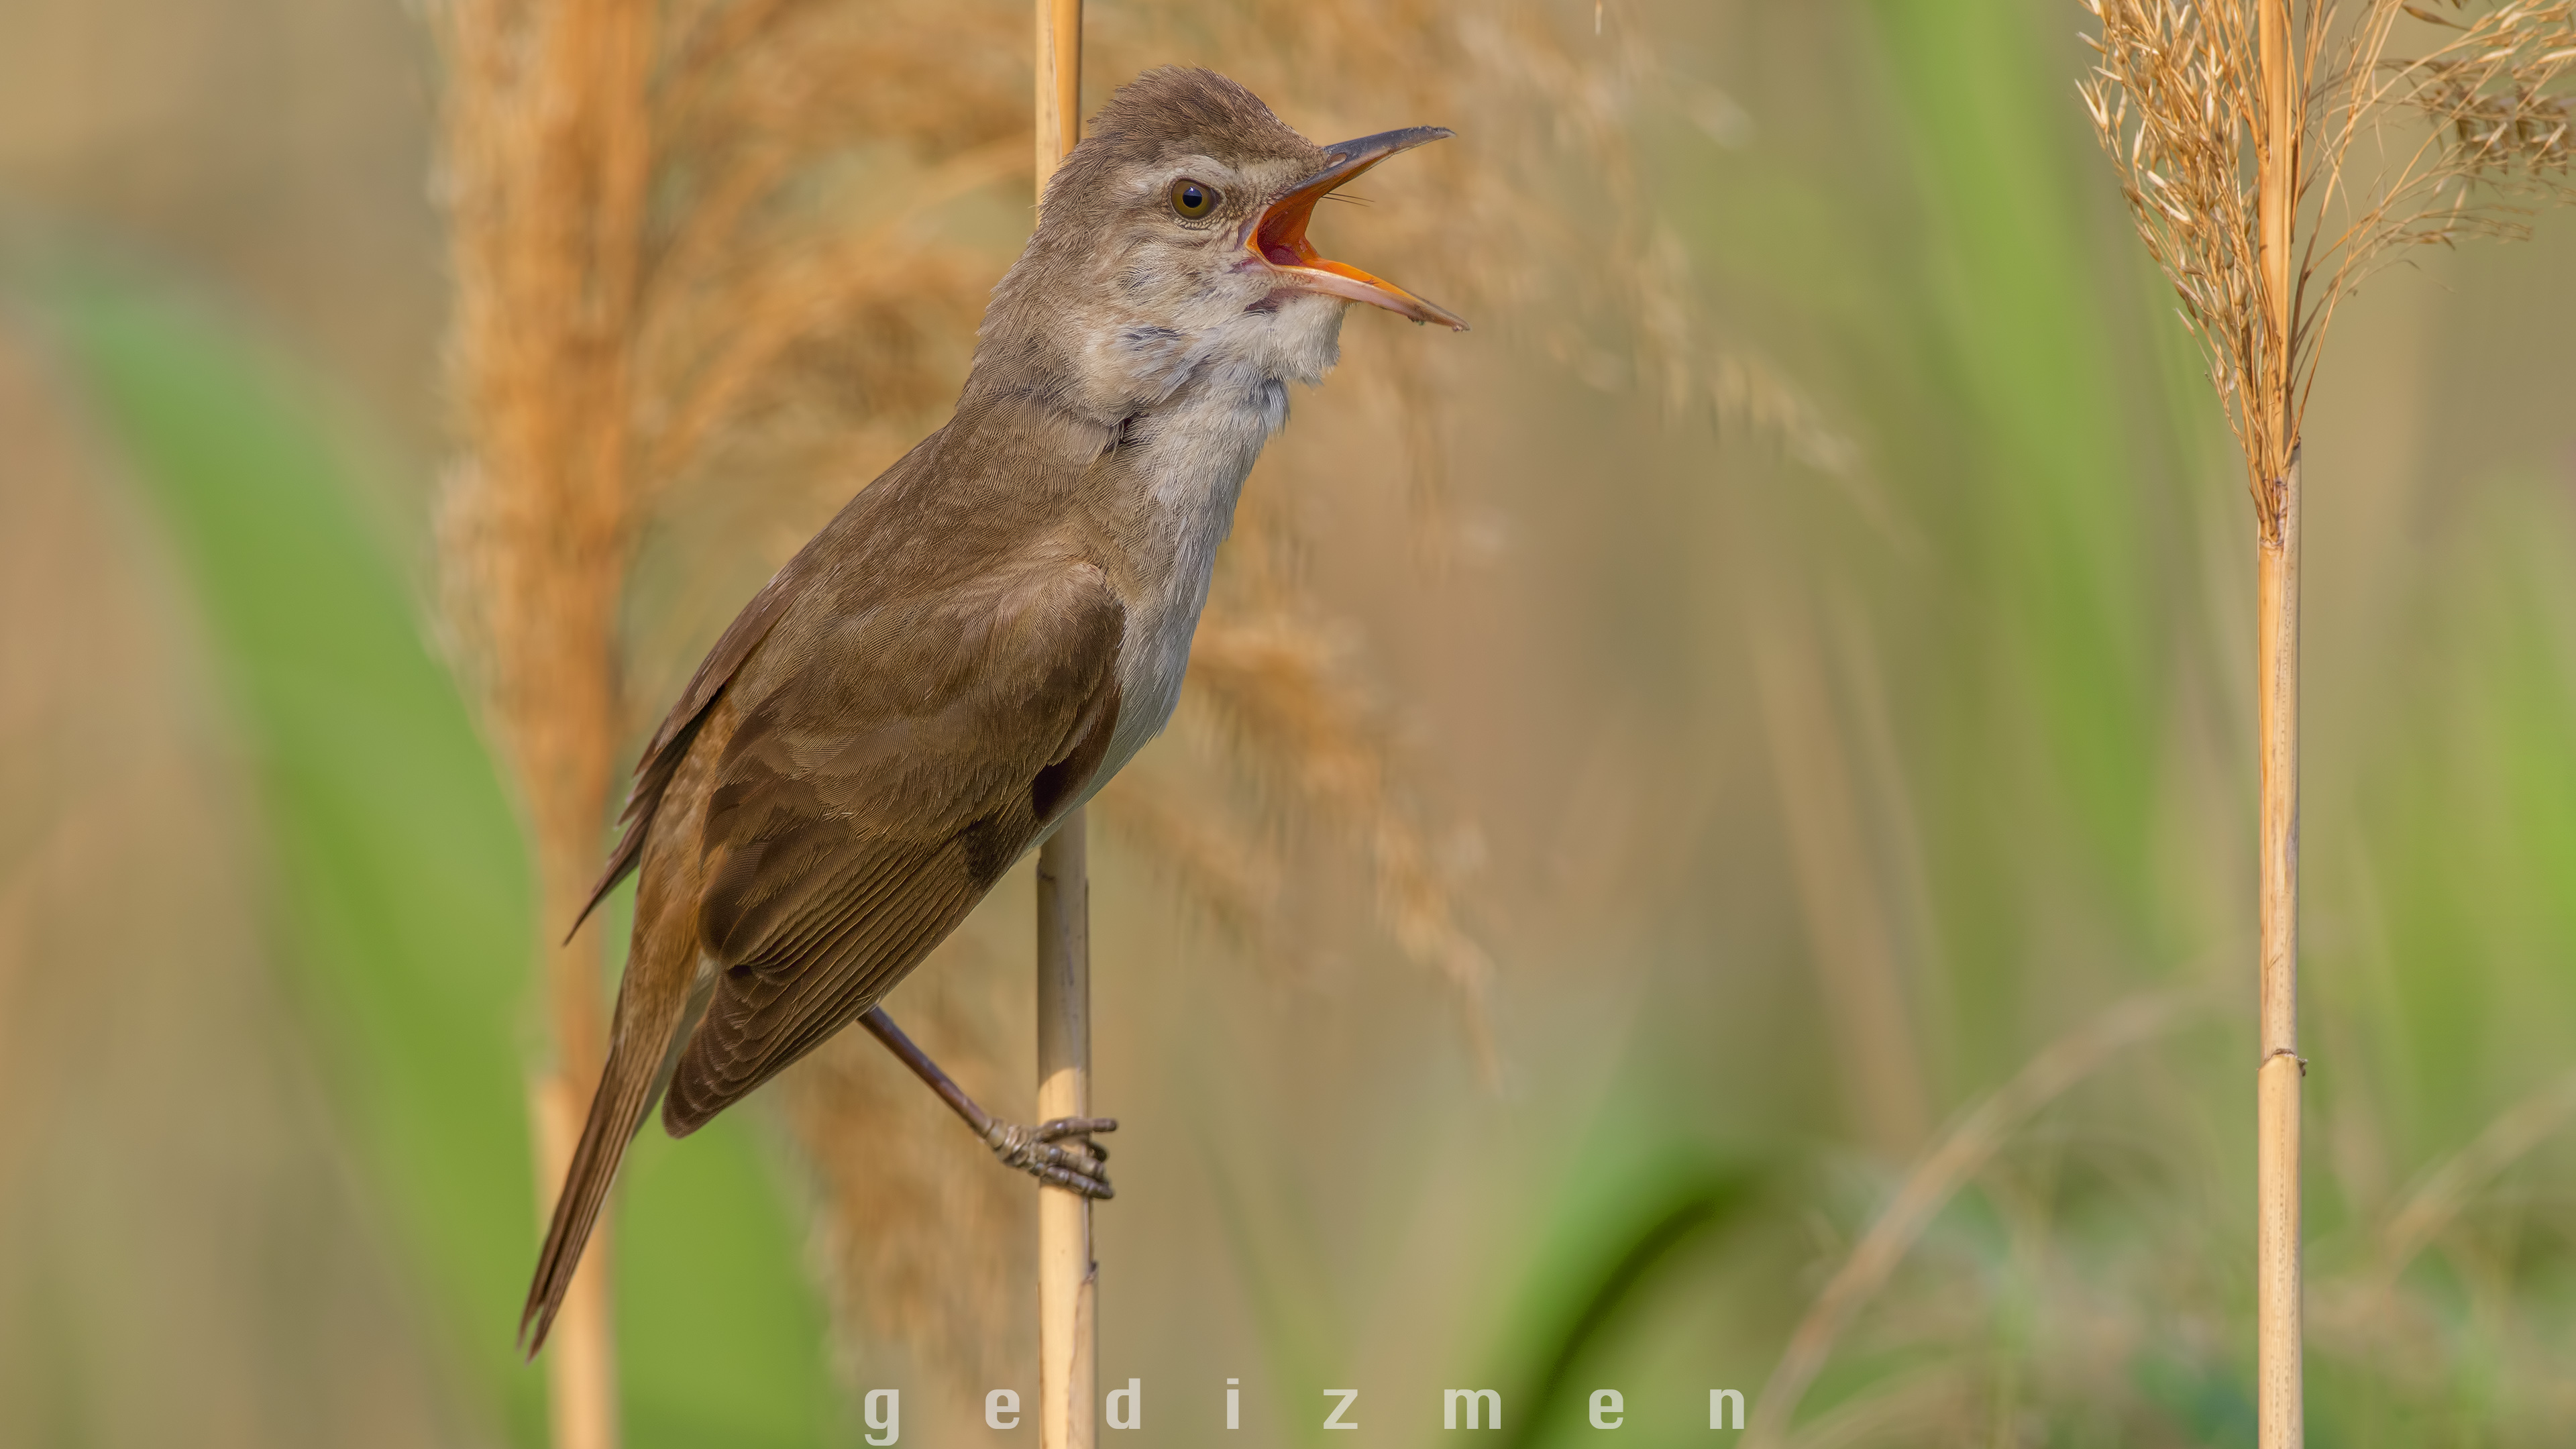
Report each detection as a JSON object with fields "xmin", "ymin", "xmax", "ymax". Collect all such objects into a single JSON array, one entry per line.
[
  {"xmin": 660, "ymin": 555, "xmax": 1124, "ymax": 1134},
  {"xmin": 566, "ymin": 429, "xmax": 953, "ymax": 936}
]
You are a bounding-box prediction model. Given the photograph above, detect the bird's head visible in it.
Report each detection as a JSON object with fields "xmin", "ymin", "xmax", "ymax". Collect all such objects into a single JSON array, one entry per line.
[{"xmin": 975, "ymin": 67, "xmax": 1465, "ymax": 421}]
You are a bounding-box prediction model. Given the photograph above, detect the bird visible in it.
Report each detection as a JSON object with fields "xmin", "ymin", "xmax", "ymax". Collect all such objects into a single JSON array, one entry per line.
[{"xmin": 519, "ymin": 66, "xmax": 1466, "ymax": 1354}]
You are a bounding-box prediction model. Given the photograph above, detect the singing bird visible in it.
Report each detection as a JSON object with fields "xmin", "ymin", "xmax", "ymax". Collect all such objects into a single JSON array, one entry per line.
[{"xmin": 521, "ymin": 66, "xmax": 1466, "ymax": 1352}]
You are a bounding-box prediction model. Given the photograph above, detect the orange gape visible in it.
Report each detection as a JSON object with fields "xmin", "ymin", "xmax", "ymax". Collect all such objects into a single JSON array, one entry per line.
[{"xmin": 1245, "ymin": 128, "xmax": 1469, "ymax": 330}]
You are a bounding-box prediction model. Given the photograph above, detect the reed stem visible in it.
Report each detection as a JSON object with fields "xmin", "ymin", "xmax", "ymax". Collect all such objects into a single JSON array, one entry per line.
[
  {"xmin": 2253, "ymin": 5, "xmax": 2303, "ymax": 1444},
  {"xmin": 1032, "ymin": 13, "xmax": 1088, "ymax": 1444},
  {"xmin": 1034, "ymin": 0, "xmax": 1083, "ymax": 207},
  {"xmin": 2088, "ymin": 2, "xmax": 2576, "ymax": 1436},
  {"xmin": 1035, "ymin": 814, "xmax": 1094, "ymax": 1449},
  {"xmin": 2255, "ymin": 453, "xmax": 2303, "ymax": 1449}
]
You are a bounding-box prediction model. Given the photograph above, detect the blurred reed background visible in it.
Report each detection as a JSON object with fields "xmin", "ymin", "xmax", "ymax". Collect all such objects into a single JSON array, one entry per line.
[{"xmin": 3, "ymin": 1, "xmax": 2573, "ymax": 1446}]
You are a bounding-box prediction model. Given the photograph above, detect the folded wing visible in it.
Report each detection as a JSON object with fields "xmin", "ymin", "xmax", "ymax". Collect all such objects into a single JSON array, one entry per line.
[{"xmin": 662, "ymin": 555, "xmax": 1125, "ymax": 1134}]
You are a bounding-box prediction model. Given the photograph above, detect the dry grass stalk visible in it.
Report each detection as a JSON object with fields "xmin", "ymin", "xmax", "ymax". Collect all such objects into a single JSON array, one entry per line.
[
  {"xmin": 1741, "ymin": 987, "xmax": 2212, "ymax": 1449},
  {"xmin": 1778, "ymin": 1367, "xmax": 1974, "ymax": 1449},
  {"xmin": 433, "ymin": 1, "xmax": 655, "ymax": 1443},
  {"xmin": 2078, "ymin": 5, "xmax": 2573, "ymax": 1443},
  {"xmin": 2375, "ymin": 1067, "xmax": 2576, "ymax": 1281},
  {"xmin": 1032, "ymin": 817, "xmax": 1092, "ymax": 1449},
  {"xmin": 1029, "ymin": 15, "xmax": 1093, "ymax": 1448}
]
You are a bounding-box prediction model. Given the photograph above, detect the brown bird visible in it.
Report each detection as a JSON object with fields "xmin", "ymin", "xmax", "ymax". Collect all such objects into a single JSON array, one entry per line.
[{"xmin": 520, "ymin": 66, "xmax": 1465, "ymax": 1353}]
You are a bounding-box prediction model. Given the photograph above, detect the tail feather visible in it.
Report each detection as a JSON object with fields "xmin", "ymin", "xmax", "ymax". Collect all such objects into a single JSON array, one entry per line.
[
  {"xmin": 525, "ymin": 688, "xmax": 738, "ymax": 1355},
  {"xmin": 519, "ymin": 1046, "xmax": 654, "ymax": 1356},
  {"xmin": 520, "ymin": 958, "xmax": 714, "ymax": 1356}
]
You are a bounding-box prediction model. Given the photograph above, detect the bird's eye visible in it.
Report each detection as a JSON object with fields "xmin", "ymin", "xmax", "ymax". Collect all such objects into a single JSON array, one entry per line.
[{"xmin": 1169, "ymin": 179, "xmax": 1218, "ymax": 219}]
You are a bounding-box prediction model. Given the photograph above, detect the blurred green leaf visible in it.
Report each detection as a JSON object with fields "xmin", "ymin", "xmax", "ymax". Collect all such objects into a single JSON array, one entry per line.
[
  {"xmin": 2133, "ymin": 1350, "xmax": 2258, "ymax": 1449},
  {"xmin": 39, "ymin": 272, "xmax": 841, "ymax": 1448},
  {"xmin": 1494, "ymin": 1157, "xmax": 1760, "ymax": 1448}
]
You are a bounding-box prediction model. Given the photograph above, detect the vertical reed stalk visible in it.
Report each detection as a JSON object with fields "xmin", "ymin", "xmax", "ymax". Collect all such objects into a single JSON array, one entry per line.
[
  {"xmin": 439, "ymin": 0, "xmax": 653, "ymax": 1443},
  {"xmin": 1032, "ymin": 10, "xmax": 1089, "ymax": 1446},
  {"xmin": 2253, "ymin": 7, "xmax": 2304, "ymax": 1443},
  {"xmin": 1035, "ymin": 817, "xmax": 1093, "ymax": 1449},
  {"xmin": 2253, "ymin": 465, "xmax": 2304, "ymax": 1447},
  {"xmin": 1035, "ymin": 0, "xmax": 1083, "ymax": 203},
  {"xmin": 2084, "ymin": 5, "xmax": 2575, "ymax": 1440}
]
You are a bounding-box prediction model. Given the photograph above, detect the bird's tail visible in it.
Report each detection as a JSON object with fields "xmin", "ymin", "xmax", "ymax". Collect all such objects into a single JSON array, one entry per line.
[{"xmin": 519, "ymin": 943, "xmax": 713, "ymax": 1357}]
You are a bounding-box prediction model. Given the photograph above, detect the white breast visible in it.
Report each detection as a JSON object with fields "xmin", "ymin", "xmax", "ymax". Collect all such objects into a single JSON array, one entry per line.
[
  {"xmin": 1053, "ymin": 290, "xmax": 1346, "ymax": 814},
  {"xmin": 1084, "ymin": 366, "xmax": 1291, "ymax": 796}
]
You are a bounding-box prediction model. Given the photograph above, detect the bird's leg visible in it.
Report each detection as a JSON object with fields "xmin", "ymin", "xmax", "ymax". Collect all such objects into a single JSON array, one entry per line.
[{"xmin": 859, "ymin": 1007, "xmax": 1116, "ymax": 1199}]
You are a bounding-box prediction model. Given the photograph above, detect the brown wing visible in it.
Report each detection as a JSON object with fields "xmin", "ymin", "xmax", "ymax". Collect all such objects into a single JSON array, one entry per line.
[
  {"xmin": 660, "ymin": 554, "xmax": 1124, "ymax": 1134},
  {"xmin": 564, "ymin": 430, "xmax": 949, "ymax": 938}
]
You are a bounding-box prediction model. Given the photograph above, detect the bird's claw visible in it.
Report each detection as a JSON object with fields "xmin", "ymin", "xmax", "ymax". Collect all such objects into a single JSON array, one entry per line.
[{"xmin": 983, "ymin": 1116, "xmax": 1117, "ymax": 1199}]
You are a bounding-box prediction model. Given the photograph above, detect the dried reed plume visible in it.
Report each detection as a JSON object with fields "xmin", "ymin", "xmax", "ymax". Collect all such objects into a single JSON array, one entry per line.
[
  {"xmin": 433, "ymin": 0, "xmax": 1795, "ymax": 1431},
  {"xmin": 2080, "ymin": 0, "xmax": 2575, "ymax": 531},
  {"xmin": 2079, "ymin": 4, "xmax": 2573, "ymax": 1444},
  {"xmin": 433, "ymin": 1, "xmax": 651, "ymax": 1443},
  {"xmin": 1179, "ymin": 611, "xmax": 1500, "ymax": 1079}
]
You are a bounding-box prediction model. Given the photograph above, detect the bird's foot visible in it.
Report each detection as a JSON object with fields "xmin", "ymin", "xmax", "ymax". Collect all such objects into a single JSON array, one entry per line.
[{"xmin": 983, "ymin": 1116, "xmax": 1117, "ymax": 1198}]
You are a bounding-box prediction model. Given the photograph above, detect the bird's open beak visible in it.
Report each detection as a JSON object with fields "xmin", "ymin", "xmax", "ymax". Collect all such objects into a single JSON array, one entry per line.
[{"xmin": 1245, "ymin": 126, "xmax": 1469, "ymax": 332}]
